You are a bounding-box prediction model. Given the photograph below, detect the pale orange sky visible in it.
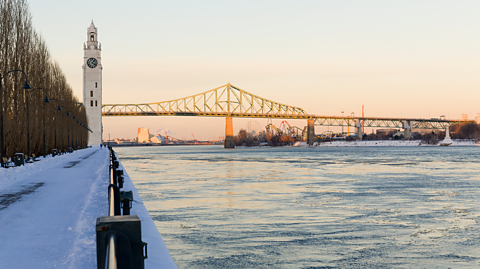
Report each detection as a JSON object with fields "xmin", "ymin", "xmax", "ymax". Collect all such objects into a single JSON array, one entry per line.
[{"xmin": 30, "ymin": 1, "xmax": 480, "ymax": 140}]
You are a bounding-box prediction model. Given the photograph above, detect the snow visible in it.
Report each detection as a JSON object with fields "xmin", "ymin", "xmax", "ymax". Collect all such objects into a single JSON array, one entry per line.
[
  {"xmin": 301, "ymin": 139, "xmax": 480, "ymax": 147},
  {"xmin": 0, "ymin": 146, "xmax": 176, "ymax": 269}
]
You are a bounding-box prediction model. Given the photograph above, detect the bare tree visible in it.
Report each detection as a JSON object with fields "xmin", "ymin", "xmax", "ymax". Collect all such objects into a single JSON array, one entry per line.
[{"xmin": 1, "ymin": 0, "xmax": 88, "ymax": 160}]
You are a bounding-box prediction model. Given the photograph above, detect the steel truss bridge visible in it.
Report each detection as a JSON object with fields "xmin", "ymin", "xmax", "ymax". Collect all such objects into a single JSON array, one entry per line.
[
  {"xmin": 102, "ymin": 83, "xmax": 469, "ymax": 130},
  {"xmin": 103, "ymin": 83, "xmax": 306, "ymax": 119}
]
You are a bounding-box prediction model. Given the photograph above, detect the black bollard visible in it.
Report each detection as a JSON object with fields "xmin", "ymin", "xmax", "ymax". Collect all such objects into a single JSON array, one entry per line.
[
  {"xmin": 116, "ymin": 170, "xmax": 124, "ymax": 188},
  {"xmin": 120, "ymin": 190, "xmax": 133, "ymax": 216}
]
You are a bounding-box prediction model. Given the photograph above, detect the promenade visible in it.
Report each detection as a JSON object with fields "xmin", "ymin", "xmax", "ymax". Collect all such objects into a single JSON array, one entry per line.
[{"xmin": 0, "ymin": 146, "xmax": 176, "ymax": 268}]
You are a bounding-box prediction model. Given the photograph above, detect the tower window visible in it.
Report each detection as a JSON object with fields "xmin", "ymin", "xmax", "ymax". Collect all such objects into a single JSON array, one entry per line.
[
  {"xmin": 95, "ymin": 82, "xmax": 97, "ymax": 88},
  {"xmin": 90, "ymin": 100, "xmax": 93, "ymax": 107},
  {"xmin": 90, "ymin": 91, "xmax": 93, "ymax": 97},
  {"xmin": 90, "ymin": 33, "xmax": 94, "ymax": 41},
  {"xmin": 95, "ymin": 100, "xmax": 98, "ymax": 107}
]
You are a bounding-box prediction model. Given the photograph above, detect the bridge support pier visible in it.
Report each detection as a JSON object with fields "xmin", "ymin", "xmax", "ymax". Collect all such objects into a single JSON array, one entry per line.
[
  {"xmin": 224, "ymin": 117, "xmax": 235, "ymax": 148},
  {"xmin": 356, "ymin": 119, "xmax": 362, "ymax": 141},
  {"xmin": 403, "ymin": 120, "xmax": 412, "ymax": 140},
  {"xmin": 306, "ymin": 119, "xmax": 315, "ymax": 146}
]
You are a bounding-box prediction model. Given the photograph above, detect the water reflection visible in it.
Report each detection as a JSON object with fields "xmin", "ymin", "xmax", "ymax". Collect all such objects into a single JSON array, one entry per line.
[{"xmin": 116, "ymin": 146, "xmax": 480, "ymax": 268}]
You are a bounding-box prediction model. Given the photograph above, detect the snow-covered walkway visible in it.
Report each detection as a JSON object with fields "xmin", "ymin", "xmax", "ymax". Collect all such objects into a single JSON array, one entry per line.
[{"xmin": 0, "ymin": 146, "xmax": 176, "ymax": 268}]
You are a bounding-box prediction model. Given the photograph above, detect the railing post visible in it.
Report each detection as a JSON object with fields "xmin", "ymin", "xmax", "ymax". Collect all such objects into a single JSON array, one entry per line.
[
  {"xmin": 96, "ymin": 216, "xmax": 145, "ymax": 269},
  {"xmin": 121, "ymin": 190, "xmax": 133, "ymax": 216},
  {"xmin": 117, "ymin": 170, "xmax": 124, "ymax": 189}
]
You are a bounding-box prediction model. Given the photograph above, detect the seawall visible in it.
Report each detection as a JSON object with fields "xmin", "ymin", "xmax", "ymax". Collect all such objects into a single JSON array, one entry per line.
[{"xmin": 113, "ymin": 151, "xmax": 178, "ymax": 268}]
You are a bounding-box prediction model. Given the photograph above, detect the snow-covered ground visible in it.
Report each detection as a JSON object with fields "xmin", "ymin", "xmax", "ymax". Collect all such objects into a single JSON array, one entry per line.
[
  {"xmin": 0, "ymin": 146, "xmax": 176, "ymax": 268},
  {"xmin": 303, "ymin": 139, "xmax": 479, "ymax": 147}
]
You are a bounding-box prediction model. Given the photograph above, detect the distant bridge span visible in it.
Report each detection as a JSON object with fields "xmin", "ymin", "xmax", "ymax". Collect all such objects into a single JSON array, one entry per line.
[
  {"xmin": 102, "ymin": 83, "xmax": 471, "ymax": 146},
  {"xmin": 102, "ymin": 83, "xmax": 307, "ymax": 118}
]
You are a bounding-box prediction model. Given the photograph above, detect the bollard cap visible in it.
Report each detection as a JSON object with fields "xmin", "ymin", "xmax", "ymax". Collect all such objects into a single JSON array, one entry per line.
[{"xmin": 120, "ymin": 190, "xmax": 134, "ymax": 202}]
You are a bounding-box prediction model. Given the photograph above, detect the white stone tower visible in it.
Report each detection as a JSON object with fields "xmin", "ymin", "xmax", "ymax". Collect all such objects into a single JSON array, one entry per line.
[{"xmin": 83, "ymin": 21, "xmax": 103, "ymax": 145}]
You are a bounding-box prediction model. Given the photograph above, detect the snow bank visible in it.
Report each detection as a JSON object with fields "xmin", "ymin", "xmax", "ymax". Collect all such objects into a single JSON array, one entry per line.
[
  {"xmin": 450, "ymin": 140, "xmax": 479, "ymax": 146},
  {"xmin": 315, "ymin": 140, "xmax": 422, "ymax": 147},
  {"xmin": 300, "ymin": 140, "xmax": 480, "ymax": 147},
  {"xmin": 114, "ymin": 152, "xmax": 178, "ymax": 269}
]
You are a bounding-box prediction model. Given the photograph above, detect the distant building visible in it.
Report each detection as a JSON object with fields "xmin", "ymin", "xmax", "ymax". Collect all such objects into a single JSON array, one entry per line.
[
  {"xmin": 113, "ymin": 138, "xmax": 138, "ymax": 145},
  {"xmin": 462, "ymin": 114, "xmax": 468, "ymax": 121},
  {"xmin": 476, "ymin": 113, "xmax": 480, "ymax": 124},
  {"xmin": 137, "ymin": 127, "xmax": 151, "ymax": 143},
  {"xmin": 151, "ymin": 135, "xmax": 167, "ymax": 144}
]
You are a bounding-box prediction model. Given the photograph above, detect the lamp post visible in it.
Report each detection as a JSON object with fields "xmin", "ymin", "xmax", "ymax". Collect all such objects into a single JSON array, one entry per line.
[
  {"xmin": 71, "ymin": 114, "xmax": 76, "ymax": 150},
  {"xmin": 60, "ymin": 106, "xmax": 68, "ymax": 152},
  {"xmin": 0, "ymin": 70, "xmax": 31, "ymax": 167},
  {"xmin": 66, "ymin": 111, "xmax": 74, "ymax": 151},
  {"xmin": 76, "ymin": 120, "xmax": 80, "ymax": 149},
  {"xmin": 79, "ymin": 123, "xmax": 83, "ymax": 148},
  {"xmin": 30, "ymin": 88, "xmax": 50, "ymax": 158},
  {"xmin": 50, "ymin": 99, "xmax": 62, "ymax": 150},
  {"xmin": 73, "ymin": 119, "xmax": 78, "ymax": 150}
]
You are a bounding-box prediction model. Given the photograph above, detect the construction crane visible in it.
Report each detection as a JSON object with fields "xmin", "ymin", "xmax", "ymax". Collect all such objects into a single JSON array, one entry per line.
[{"xmin": 191, "ymin": 133, "xmax": 198, "ymax": 143}]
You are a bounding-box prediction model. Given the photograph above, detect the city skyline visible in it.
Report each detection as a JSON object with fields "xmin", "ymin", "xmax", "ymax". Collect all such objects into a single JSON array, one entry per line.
[{"xmin": 29, "ymin": 1, "xmax": 480, "ymax": 140}]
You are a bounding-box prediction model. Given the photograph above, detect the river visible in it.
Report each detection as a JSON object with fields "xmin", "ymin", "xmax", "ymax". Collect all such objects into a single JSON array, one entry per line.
[{"xmin": 115, "ymin": 145, "xmax": 480, "ymax": 268}]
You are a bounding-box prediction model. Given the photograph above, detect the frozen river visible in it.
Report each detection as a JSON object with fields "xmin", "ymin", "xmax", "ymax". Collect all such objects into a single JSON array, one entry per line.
[{"xmin": 116, "ymin": 145, "xmax": 480, "ymax": 268}]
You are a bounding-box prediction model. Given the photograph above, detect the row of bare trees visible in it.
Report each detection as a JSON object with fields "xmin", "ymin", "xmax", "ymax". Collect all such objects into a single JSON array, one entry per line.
[
  {"xmin": 1, "ymin": 0, "xmax": 88, "ymax": 162},
  {"xmin": 235, "ymin": 129, "xmax": 296, "ymax": 146}
]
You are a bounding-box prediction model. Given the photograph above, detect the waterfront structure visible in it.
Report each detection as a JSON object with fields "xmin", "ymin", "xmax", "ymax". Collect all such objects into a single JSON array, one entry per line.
[
  {"xmin": 101, "ymin": 83, "xmax": 473, "ymax": 147},
  {"xmin": 137, "ymin": 127, "xmax": 151, "ymax": 143},
  {"xmin": 439, "ymin": 126, "xmax": 453, "ymax": 146},
  {"xmin": 83, "ymin": 21, "xmax": 103, "ymax": 145},
  {"xmin": 151, "ymin": 135, "xmax": 167, "ymax": 144}
]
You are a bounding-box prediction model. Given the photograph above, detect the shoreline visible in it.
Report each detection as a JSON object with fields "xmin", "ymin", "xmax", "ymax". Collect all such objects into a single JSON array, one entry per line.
[
  {"xmin": 311, "ymin": 139, "xmax": 479, "ymax": 147},
  {"xmin": 105, "ymin": 143, "xmax": 222, "ymax": 147},
  {"xmin": 237, "ymin": 139, "xmax": 479, "ymax": 148}
]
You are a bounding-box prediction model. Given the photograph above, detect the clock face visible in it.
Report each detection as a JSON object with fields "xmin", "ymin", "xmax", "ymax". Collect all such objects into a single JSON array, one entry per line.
[{"xmin": 87, "ymin": 58, "xmax": 98, "ymax": 68}]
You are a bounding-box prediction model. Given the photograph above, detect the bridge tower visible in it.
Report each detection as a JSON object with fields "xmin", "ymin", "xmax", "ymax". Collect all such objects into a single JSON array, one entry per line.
[
  {"xmin": 306, "ymin": 119, "xmax": 315, "ymax": 145},
  {"xmin": 83, "ymin": 21, "xmax": 103, "ymax": 145},
  {"xmin": 224, "ymin": 117, "xmax": 235, "ymax": 148}
]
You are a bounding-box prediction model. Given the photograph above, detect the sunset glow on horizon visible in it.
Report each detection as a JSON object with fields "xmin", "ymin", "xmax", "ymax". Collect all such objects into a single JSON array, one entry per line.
[{"xmin": 30, "ymin": 1, "xmax": 480, "ymax": 140}]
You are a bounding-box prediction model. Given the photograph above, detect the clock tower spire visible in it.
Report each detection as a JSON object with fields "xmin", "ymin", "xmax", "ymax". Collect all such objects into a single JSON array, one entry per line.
[{"xmin": 83, "ymin": 21, "xmax": 103, "ymax": 145}]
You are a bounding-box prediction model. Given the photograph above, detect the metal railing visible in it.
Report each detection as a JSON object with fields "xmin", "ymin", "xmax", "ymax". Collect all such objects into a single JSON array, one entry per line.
[
  {"xmin": 96, "ymin": 146, "xmax": 147, "ymax": 269},
  {"xmin": 108, "ymin": 148, "xmax": 120, "ymax": 216},
  {"xmin": 105, "ymin": 234, "xmax": 117, "ymax": 269}
]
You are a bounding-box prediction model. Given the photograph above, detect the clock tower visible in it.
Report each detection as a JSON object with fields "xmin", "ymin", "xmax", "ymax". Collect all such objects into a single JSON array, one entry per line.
[{"xmin": 83, "ymin": 21, "xmax": 103, "ymax": 145}]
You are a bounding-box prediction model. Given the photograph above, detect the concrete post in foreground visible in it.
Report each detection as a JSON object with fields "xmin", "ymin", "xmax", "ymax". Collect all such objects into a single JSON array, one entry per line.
[
  {"xmin": 403, "ymin": 120, "xmax": 412, "ymax": 140},
  {"xmin": 224, "ymin": 117, "xmax": 235, "ymax": 148},
  {"xmin": 356, "ymin": 119, "xmax": 362, "ymax": 141},
  {"xmin": 306, "ymin": 119, "xmax": 315, "ymax": 146}
]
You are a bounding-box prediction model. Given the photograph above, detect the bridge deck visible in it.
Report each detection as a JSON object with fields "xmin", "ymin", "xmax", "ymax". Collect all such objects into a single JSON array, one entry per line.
[{"xmin": 102, "ymin": 83, "xmax": 470, "ymax": 129}]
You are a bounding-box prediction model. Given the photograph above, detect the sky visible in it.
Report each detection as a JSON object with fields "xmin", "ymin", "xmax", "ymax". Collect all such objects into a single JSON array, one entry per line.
[{"xmin": 29, "ymin": 1, "xmax": 480, "ymax": 140}]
